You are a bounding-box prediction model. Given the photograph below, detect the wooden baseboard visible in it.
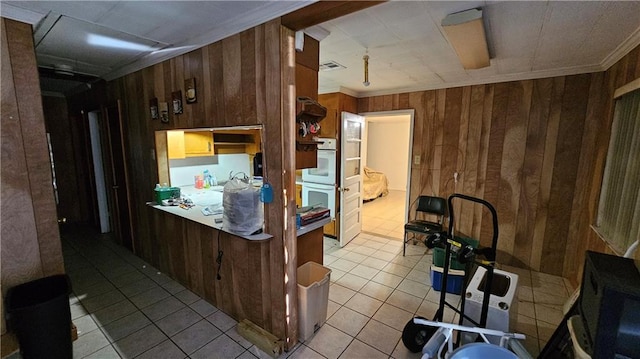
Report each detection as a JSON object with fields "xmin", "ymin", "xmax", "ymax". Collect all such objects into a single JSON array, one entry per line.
[{"xmin": 237, "ymin": 319, "xmax": 283, "ymax": 358}]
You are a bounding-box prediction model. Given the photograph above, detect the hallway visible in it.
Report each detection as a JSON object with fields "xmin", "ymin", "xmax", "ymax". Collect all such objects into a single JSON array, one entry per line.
[{"xmin": 7, "ymin": 223, "xmax": 572, "ymax": 358}]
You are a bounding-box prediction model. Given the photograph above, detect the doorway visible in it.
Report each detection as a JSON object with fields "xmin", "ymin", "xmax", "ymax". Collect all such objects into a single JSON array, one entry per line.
[
  {"xmin": 102, "ymin": 102, "xmax": 134, "ymax": 251},
  {"xmin": 88, "ymin": 111, "xmax": 110, "ymax": 233},
  {"xmin": 360, "ymin": 110, "xmax": 414, "ymax": 240}
]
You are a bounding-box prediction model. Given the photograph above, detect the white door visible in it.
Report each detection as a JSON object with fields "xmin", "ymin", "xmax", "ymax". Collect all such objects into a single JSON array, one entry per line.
[{"xmin": 339, "ymin": 112, "xmax": 365, "ymax": 247}]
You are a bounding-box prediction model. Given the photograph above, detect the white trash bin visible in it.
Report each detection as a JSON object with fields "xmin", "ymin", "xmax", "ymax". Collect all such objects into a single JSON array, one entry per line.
[{"xmin": 297, "ymin": 261, "xmax": 331, "ymax": 341}]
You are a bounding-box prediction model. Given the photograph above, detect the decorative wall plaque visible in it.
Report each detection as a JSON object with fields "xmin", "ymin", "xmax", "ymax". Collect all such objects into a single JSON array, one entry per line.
[
  {"xmin": 149, "ymin": 97, "xmax": 159, "ymax": 120},
  {"xmin": 172, "ymin": 91, "xmax": 183, "ymax": 114},
  {"xmin": 159, "ymin": 102, "xmax": 169, "ymax": 123},
  {"xmin": 185, "ymin": 78, "xmax": 197, "ymax": 104}
]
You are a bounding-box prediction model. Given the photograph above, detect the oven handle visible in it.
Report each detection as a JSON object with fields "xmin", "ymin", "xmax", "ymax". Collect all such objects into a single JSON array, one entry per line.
[{"xmin": 302, "ymin": 182, "xmax": 336, "ymax": 191}]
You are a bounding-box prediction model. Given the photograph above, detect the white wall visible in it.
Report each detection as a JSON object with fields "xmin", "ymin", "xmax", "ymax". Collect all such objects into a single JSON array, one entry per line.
[
  {"xmin": 365, "ymin": 116, "xmax": 410, "ymax": 190},
  {"xmin": 169, "ymin": 153, "xmax": 251, "ymax": 187}
]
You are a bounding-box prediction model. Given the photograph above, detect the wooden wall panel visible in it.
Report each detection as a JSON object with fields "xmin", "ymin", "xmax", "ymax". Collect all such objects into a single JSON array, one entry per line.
[
  {"xmin": 1, "ymin": 19, "xmax": 65, "ymax": 347},
  {"xmin": 88, "ymin": 19, "xmax": 298, "ymax": 345},
  {"xmin": 498, "ymin": 81, "xmax": 531, "ymax": 265},
  {"xmin": 542, "ymin": 74, "xmax": 590, "ymax": 275},
  {"xmin": 357, "ymin": 45, "xmax": 640, "ymax": 279}
]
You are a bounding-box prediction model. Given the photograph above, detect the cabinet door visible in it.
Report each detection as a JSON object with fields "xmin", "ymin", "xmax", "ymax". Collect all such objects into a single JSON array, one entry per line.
[
  {"xmin": 184, "ymin": 132, "xmax": 214, "ymax": 156},
  {"xmin": 295, "ymin": 184, "xmax": 302, "ymax": 207},
  {"xmin": 320, "ymin": 108, "xmax": 338, "ymax": 138},
  {"xmin": 167, "ymin": 130, "xmax": 185, "ymax": 159}
]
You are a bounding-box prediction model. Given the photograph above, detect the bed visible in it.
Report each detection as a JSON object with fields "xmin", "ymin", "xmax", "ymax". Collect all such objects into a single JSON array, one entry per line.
[{"xmin": 363, "ymin": 166, "xmax": 389, "ymax": 201}]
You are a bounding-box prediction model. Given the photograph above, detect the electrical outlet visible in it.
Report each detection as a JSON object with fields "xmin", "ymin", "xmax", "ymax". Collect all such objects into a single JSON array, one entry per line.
[{"xmin": 414, "ymin": 155, "xmax": 421, "ymax": 165}]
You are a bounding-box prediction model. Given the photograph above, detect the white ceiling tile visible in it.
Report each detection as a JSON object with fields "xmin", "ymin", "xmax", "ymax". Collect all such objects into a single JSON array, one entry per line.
[
  {"xmin": 36, "ymin": 16, "xmax": 164, "ymax": 75},
  {"xmin": 496, "ymin": 58, "xmax": 533, "ymax": 75},
  {"xmin": 485, "ymin": 1, "xmax": 547, "ymax": 58},
  {"xmin": 438, "ymin": 71, "xmax": 472, "ymax": 83},
  {"xmin": 5, "ymin": 0, "xmax": 640, "ymax": 97}
]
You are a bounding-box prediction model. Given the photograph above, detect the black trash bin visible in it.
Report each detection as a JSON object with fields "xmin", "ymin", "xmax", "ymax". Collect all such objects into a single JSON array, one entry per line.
[{"xmin": 5, "ymin": 274, "xmax": 72, "ymax": 359}]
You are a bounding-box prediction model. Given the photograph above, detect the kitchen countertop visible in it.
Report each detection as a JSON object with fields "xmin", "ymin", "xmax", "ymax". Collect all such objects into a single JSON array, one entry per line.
[{"xmin": 148, "ymin": 200, "xmax": 330, "ymax": 240}]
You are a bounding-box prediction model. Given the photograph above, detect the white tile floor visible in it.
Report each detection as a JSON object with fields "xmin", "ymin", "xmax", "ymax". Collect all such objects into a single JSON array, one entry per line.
[
  {"xmin": 362, "ymin": 190, "xmax": 407, "ymax": 240},
  {"xmin": 7, "ymin": 222, "xmax": 574, "ymax": 359}
]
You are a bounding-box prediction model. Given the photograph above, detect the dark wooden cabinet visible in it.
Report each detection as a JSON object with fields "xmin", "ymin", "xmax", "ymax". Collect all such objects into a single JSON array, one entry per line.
[{"xmin": 295, "ymin": 34, "xmax": 321, "ymax": 169}]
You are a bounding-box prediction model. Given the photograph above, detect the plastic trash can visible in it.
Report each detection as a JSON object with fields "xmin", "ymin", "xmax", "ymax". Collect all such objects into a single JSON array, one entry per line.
[
  {"xmin": 297, "ymin": 261, "xmax": 331, "ymax": 341},
  {"xmin": 5, "ymin": 274, "xmax": 73, "ymax": 359}
]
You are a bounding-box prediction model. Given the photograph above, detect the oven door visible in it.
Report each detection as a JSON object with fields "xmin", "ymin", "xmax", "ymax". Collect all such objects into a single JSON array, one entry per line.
[
  {"xmin": 301, "ymin": 182, "xmax": 336, "ymax": 218},
  {"xmin": 301, "ymin": 149, "xmax": 336, "ymax": 185}
]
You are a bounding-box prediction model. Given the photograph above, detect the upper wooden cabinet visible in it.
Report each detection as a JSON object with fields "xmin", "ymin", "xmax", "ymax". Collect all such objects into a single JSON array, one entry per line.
[
  {"xmin": 318, "ymin": 93, "xmax": 358, "ymax": 139},
  {"xmin": 167, "ymin": 131, "xmax": 214, "ymax": 158},
  {"xmin": 167, "ymin": 130, "xmax": 186, "ymax": 159},
  {"xmin": 184, "ymin": 131, "xmax": 214, "ymax": 156},
  {"xmin": 295, "ymin": 34, "xmax": 321, "ymax": 169}
]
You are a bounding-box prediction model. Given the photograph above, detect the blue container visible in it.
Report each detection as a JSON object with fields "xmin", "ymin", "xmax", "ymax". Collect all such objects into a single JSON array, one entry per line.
[
  {"xmin": 449, "ymin": 343, "xmax": 517, "ymax": 359},
  {"xmin": 430, "ymin": 265, "xmax": 465, "ymax": 294}
]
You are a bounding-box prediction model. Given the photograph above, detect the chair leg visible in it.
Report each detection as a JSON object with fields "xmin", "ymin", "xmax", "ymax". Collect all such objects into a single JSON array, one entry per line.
[{"xmin": 403, "ymin": 232, "xmax": 407, "ymax": 256}]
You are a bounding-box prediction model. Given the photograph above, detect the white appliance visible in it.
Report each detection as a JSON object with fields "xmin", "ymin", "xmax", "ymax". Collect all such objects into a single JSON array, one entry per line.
[
  {"xmin": 302, "ymin": 138, "xmax": 337, "ymax": 218},
  {"xmin": 302, "ymin": 138, "xmax": 337, "ymax": 185},
  {"xmin": 302, "ymin": 183, "xmax": 336, "ymax": 218},
  {"xmin": 461, "ymin": 267, "xmax": 519, "ymax": 345}
]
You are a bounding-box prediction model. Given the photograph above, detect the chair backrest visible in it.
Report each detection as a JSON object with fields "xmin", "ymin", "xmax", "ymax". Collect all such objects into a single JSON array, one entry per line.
[{"xmin": 416, "ymin": 196, "xmax": 447, "ymax": 218}]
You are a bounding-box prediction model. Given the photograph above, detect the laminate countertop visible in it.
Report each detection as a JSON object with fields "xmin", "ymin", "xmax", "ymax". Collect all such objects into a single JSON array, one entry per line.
[{"xmin": 148, "ymin": 202, "xmax": 330, "ymax": 240}]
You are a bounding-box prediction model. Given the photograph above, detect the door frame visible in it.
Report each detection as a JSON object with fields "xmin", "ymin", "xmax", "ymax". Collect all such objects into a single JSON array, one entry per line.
[
  {"xmin": 101, "ymin": 101, "xmax": 135, "ymax": 251},
  {"xmin": 88, "ymin": 110, "xmax": 111, "ymax": 233},
  {"xmin": 360, "ymin": 109, "xmax": 415, "ymax": 223}
]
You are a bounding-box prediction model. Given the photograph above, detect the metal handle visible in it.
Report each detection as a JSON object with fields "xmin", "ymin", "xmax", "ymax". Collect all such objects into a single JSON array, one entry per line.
[
  {"xmin": 113, "ymin": 185, "xmax": 119, "ymax": 189},
  {"xmin": 338, "ymin": 187, "xmax": 350, "ymax": 192}
]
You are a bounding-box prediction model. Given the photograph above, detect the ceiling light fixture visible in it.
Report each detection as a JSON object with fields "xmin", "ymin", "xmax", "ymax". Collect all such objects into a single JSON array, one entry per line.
[
  {"xmin": 363, "ymin": 53, "xmax": 370, "ymax": 87},
  {"xmin": 442, "ymin": 8, "xmax": 490, "ymax": 70},
  {"xmin": 87, "ymin": 34, "xmax": 153, "ymax": 51}
]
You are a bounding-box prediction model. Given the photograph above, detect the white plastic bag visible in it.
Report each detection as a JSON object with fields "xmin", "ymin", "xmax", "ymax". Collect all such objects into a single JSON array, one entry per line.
[{"xmin": 222, "ymin": 175, "xmax": 263, "ymax": 235}]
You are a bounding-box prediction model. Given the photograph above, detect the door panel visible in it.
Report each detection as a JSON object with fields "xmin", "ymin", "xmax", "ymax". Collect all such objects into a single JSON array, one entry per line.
[
  {"xmin": 103, "ymin": 102, "xmax": 134, "ymax": 250},
  {"xmin": 339, "ymin": 112, "xmax": 365, "ymax": 247}
]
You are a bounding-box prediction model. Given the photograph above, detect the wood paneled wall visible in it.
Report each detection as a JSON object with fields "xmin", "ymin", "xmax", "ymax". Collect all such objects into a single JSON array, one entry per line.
[
  {"xmin": 101, "ymin": 20, "xmax": 299, "ymax": 344},
  {"xmin": 357, "ymin": 45, "xmax": 640, "ymax": 282},
  {"xmin": 1, "ymin": 18, "xmax": 65, "ymax": 348}
]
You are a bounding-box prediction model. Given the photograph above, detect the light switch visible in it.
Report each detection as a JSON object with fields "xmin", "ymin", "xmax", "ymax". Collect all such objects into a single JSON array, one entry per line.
[{"xmin": 414, "ymin": 155, "xmax": 421, "ymax": 165}]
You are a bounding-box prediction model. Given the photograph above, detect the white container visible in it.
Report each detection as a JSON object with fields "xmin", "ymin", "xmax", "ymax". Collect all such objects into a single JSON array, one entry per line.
[
  {"xmin": 462, "ymin": 267, "xmax": 519, "ymax": 345},
  {"xmin": 297, "ymin": 261, "xmax": 331, "ymax": 341}
]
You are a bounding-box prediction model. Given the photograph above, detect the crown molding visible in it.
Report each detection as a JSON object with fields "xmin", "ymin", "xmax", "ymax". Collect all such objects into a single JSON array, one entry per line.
[
  {"xmin": 322, "ymin": 63, "xmax": 605, "ymax": 98},
  {"xmin": 600, "ymin": 27, "xmax": 640, "ymax": 71},
  {"xmin": 0, "ymin": 4, "xmax": 46, "ymax": 25}
]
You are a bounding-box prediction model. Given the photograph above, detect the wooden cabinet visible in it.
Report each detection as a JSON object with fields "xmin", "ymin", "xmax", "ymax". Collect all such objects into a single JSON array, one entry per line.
[
  {"xmin": 317, "ymin": 93, "xmax": 357, "ymax": 238},
  {"xmin": 184, "ymin": 131, "xmax": 214, "ymax": 156},
  {"xmin": 295, "ymin": 184, "xmax": 302, "ymax": 207},
  {"xmin": 295, "ymin": 34, "xmax": 321, "ymax": 170},
  {"xmin": 167, "ymin": 131, "xmax": 214, "ymax": 159},
  {"xmin": 167, "ymin": 130, "xmax": 186, "ymax": 159}
]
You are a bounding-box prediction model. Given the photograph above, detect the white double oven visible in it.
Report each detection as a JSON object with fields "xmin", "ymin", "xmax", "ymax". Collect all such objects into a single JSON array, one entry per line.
[{"xmin": 301, "ymin": 138, "xmax": 337, "ymax": 218}]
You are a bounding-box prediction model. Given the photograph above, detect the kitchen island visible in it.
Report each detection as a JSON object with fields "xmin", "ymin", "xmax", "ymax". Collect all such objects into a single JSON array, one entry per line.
[{"xmin": 146, "ymin": 198, "xmax": 328, "ymax": 340}]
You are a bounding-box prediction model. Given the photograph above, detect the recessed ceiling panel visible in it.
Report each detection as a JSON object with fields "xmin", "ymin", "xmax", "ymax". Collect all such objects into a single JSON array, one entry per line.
[{"xmin": 36, "ymin": 16, "xmax": 166, "ymax": 75}]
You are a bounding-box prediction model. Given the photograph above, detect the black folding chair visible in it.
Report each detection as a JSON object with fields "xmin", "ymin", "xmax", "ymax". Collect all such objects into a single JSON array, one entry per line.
[{"xmin": 403, "ymin": 196, "xmax": 446, "ymax": 256}]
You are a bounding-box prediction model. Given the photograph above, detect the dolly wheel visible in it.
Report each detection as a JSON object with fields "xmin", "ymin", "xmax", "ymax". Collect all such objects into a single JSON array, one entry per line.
[{"xmin": 402, "ymin": 317, "xmax": 437, "ymax": 353}]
